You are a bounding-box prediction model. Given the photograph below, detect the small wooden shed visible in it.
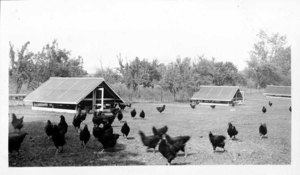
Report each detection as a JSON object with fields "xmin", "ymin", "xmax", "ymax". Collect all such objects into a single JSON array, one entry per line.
[
  {"xmin": 263, "ymin": 85, "xmax": 291, "ymax": 98},
  {"xmin": 23, "ymin": 77, "xmax": 124, "ymax": 113},
  {"xmin": 190, "ymin": 85, "xmax": 244, "ymax": 106}
]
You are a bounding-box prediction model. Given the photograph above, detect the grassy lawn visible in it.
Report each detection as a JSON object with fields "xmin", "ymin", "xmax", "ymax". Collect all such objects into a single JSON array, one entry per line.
[{"xmin": 8, "ymin": 94, "xmax": 291, "ymax": 166}]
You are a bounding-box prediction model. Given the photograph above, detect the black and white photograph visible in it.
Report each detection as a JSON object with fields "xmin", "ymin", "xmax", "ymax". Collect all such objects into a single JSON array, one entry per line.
[{"xmin": 1, "ymin": 0, "xmax": 300, "ymax": 174}]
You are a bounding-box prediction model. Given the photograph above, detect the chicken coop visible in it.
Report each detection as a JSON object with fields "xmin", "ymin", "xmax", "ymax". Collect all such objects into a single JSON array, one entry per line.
[
  {"xmin": 23, "ymin": 77, "xmax": 125, "ymax": 113},
  {"xmin": 190, "ymin": 86, "xmax": 244, "ymax": 106},
  {"xmin": 263, "ymin": 85, "xmax": 291, "ymax": 99}
]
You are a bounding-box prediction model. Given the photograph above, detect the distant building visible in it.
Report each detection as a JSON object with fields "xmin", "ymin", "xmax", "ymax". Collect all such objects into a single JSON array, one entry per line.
[
  {"xmin": 190, "ymin": 85, "xmax": 244, "ymax": 106},
  {"xmin": 263, "ymin": 85, "xmax": 291, "ymax": 98},
  {"xmin": 24, "ymin": 77, "xmax": 124, "ymax": 113}
]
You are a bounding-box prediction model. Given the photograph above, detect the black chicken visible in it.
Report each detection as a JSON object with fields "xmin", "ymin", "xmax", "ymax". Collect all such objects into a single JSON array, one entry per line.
[
  {"xmin": 80, "ymin": 124, "xmax": 90, "ymax": 148},
  {"xmin": 9, "ymin": 132, "xmax": 28, "ymax": 154},
  {"xmin": 158, "ymin": 135, "xmax": 187, "ymax": 165},
  {"xmin": 116, "ymin": 111, "xmax": 123, "ymax": 122},
  {"xmin": 210, "ymin": 105, "xmax": 216, "ymax": 109},
  {"xmin": 165, "ymin": 134, "xmax": 190, "ymax": 157},
  {"xmin": 131, "ymin": 109, "xmax": 136, "ymax": 118},
  {"xmin": 92, "ymin": 111, "xmax": 104, "ymax": 127},
  {"xmin": 103, "ymin": 121, "xmax": 113, "ymax": 135},
  {"xmin": 95, "ymin": 123, "xmax": 119, "ymax": 150},
  {"xmin": 73, "ymin": 108, "xmax": 86, "ymax": 132},
  {"xmin": 98, "ymin": 133, "xmax": 120, "ymax": 150},
  {"xmin": 156, "ymin": 105, "xmax": 166, "ymax": 113},
  {"xmin": 209, "ymin": 132, "xmax": 226, "ymax": 152},
  {"xmin": 152, "ymin": 126, "xmax": 168, "ymax": 138},
  {"xmin": 139, "ymin": 131, "xmax": 161, "ymax": 152},
  {"xmin": 58, "ymin": 115, "xmax": 68, "ymax": 135},
  {"xmin": 269, "ymin": 101, "xmax": 273, "ymax": 107},
  {"xmin": 11, "ymin": 113, "xmax": 24, "ymax": 132},
  {"xmin": 111, "ymin": 107, "xmax": 120, "ymax": 116},
  {"xmin": 45, "ymin": 120, "xmax": 54, "ymax": 139},
  {"xmin": 51, "ymin": 125, "xmax": 66, "ymax": 154},
  {"xmin": 262, "ymin": 106, "xmax": 267, "ymax": 114},
  {"xmin": 289, "ymin": 106, "xmax": 291, "ymax": 112},
  {"xmin": 140, "ymin": 110, "xmax": 145, "ymax": 119},
  {"xmin": 93, "ymin": 125, "xmax": 104, "ymax": 139},
  {"xmin": 119, "ymin": 103, "xmax": 126, "ymax": 110},
  {"xmin": 190, "ymin": 103, "xmax": 196, "ymax": 109},
  {"xmin": 227, "ymin": 122, "xmax": 238, "ymax": 139},
  {"xmin": 121, "ymin": 121, "xmax": 130, "ymax": 139},
  {"xmin": 259, "ymin": 123, "xmax": 267, "ymax": 138}
]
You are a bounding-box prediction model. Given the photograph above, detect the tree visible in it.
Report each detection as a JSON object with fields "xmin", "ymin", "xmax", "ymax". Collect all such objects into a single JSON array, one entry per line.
[
  {"xmin": 118, "ymin": 57, "xmax": 161, "ymax": 91},
  {"xmin": 191, "ymin": 56, "xmax": 215, "ymax": 91},
  {"xmin": 213, "ymin": 61, "xmax": 239, "ymax": 86},
  {"xmin": 9, "ymin": 40, "xmax": 88, "ymax": 92},
  {"xmin": 32, "ymin": 40, "xmax": 87, "ymax": 85},
  {"xmin": 9, "ymin": 41, "xmax": 35, "ymax": 93},
  {"xmin": 94, "ymin": 67, "xmax": 122, "ymax": 84},
  {"xmin": 245, "ymin": 30, "xmax": 291, "ymax": 88},
  {"xmin": 161, "ymin": 62, "xmax": 181, "ymax": 100}
]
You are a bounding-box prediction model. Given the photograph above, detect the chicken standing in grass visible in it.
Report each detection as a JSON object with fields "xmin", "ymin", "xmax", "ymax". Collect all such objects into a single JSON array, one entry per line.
[
  {"xmin": 227, "ymin": 122, "xmax": 238, "ymax": 139},
  {"xmin": 259, "ymin": 123, "xmax": 267, "ymax": 138},
  {"xmin": 44, "ymin": 120, "xmax": 54, "ymax": 139},
  {"xmin": 95, "ymin": 122, "xmax": 119, "ymax": 151},
  {"xmin": 140, "ymin": 110, "xmax": 145, "ymax": 119},
  {"xmin": 190, "ymin": 103, "xmax": 196, "ymax": 109},
  {"xmin": 165, "ymin": 134, "xmax": 190, "ymax": 158},
  {"xmin": 119, "ymin": 103, "xmax": 126, "ymax": 110},
  {"xmin": 262, "ymin": 106, "xmax": 267, "ymax": 114},
  {"xmin": 131, "ymin": 109, "xmax": 136, "ymax": 118},
  {"xmin": 139, "ymin": 131, "xmax": 161, "ymax": 153},
  {"xmin": 51, "ymin": 125, "xmax": 66, "ymax": 154},
  {"xmin": 158, "ymin": 135, "xmax": 188, "ymax": 165},
  {"xmin": 156, "ymin": 105, "xmax": 166, "ymax": 113},
  {"xmin": 58, "ymin": 115, "xmax": 68, "ymax": 135},
  {"xmin": 73, "ymin": 108, "xmax": 86, "ymax": 132},
  {"xmin": 209, "ymin": 131, "xmax": 226, "ymax": 152},
  {"xmin": 11, "ymin": 113, "xmax": 24, "ymax": 132},
  {"xmin": 92, "ymin": 111, "xmax": 104, "ymax": 127},
  {"xmin": 210, "ymin": 105, "xmax": 216, "ymax": 109},
  {"xmin": 79, "ymin": 124, "xmax": 90, "ymax": 149},
  {"xmin": 289, "ymin": 106, "xmax": 291, "ymax": 112},
  {"xmin": 121, "ymin": 121, "xmax": 130, "ymax": 139},
  {"xmin": 93, "ymin": 125, "xmax": 104, "ymax": 139},
  {"xmin": 152, "ymin": 126, "xmax": 168, "ymax": 138},
  {"xmin": 9, "ymin": 132, "xmax": 28, "ymax": 154},
  {"xmin": 269, "ymin": 101, "xmax": 273, "ymax": 107},
  {"xmin": 116, "ymin": 111, "xmax": 123, "ymax": 122}
]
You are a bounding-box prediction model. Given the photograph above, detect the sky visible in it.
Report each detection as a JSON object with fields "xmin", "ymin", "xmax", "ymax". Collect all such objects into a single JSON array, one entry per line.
[{"xmin": 1, "ymin": 0, "xmax": 299, "ymax": 74}]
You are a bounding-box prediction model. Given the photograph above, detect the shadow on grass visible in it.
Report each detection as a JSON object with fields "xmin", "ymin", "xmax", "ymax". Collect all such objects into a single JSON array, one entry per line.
[
  {"xmin": 172, "ymin": 162, "xmax": 191, "ymax": 165},
  {"xmin": 126, "ymin": 137, "xmax": 135, "ymax": 140},
  {"xmin": 177, "ymin": 152, "xmax": 195, "ymax": 157}
]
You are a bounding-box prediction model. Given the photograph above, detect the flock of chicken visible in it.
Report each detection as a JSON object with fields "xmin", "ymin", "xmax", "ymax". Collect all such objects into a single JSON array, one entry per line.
[{"xmin": 9, "ymin": 100, "xmax": 291, "ymax": 165}]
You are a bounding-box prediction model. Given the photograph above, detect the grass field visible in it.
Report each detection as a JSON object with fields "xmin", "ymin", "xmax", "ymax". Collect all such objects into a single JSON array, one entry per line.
[{"xmin": 8, "ymin": 94, "xmax": 291, "ymax": 166}]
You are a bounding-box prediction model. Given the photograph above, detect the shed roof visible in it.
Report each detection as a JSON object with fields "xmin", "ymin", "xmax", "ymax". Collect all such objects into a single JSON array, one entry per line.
[
  {"xmin": 24, "ymin": 77, "xmax": 124, "ymax": 104},
  {"xmin": 264, "ymin": 85, "xmax": 291, "ymax": 97},
  {"xmin": 190, "ymin": 86, "xmax": 240, "ymax": 101}
]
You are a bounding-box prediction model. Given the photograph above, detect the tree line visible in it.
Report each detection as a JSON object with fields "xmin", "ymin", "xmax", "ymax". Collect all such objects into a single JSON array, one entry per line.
[{"xmin": 9, "ymin": 30, "xmax": 291, "ymax": 101}]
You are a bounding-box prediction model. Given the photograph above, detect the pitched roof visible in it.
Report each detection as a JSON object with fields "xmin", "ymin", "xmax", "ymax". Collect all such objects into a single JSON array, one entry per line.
[
  {"xmin": 264, "ymin": 85, "xmax": 291, "ymax": 96},
  {"xmin": 24, "ymin": 77, "xmax": 123, "ymax": 104},
  {"xmin": 190, "ymin": 86, "xmax": 240, "ymax": 101}
]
